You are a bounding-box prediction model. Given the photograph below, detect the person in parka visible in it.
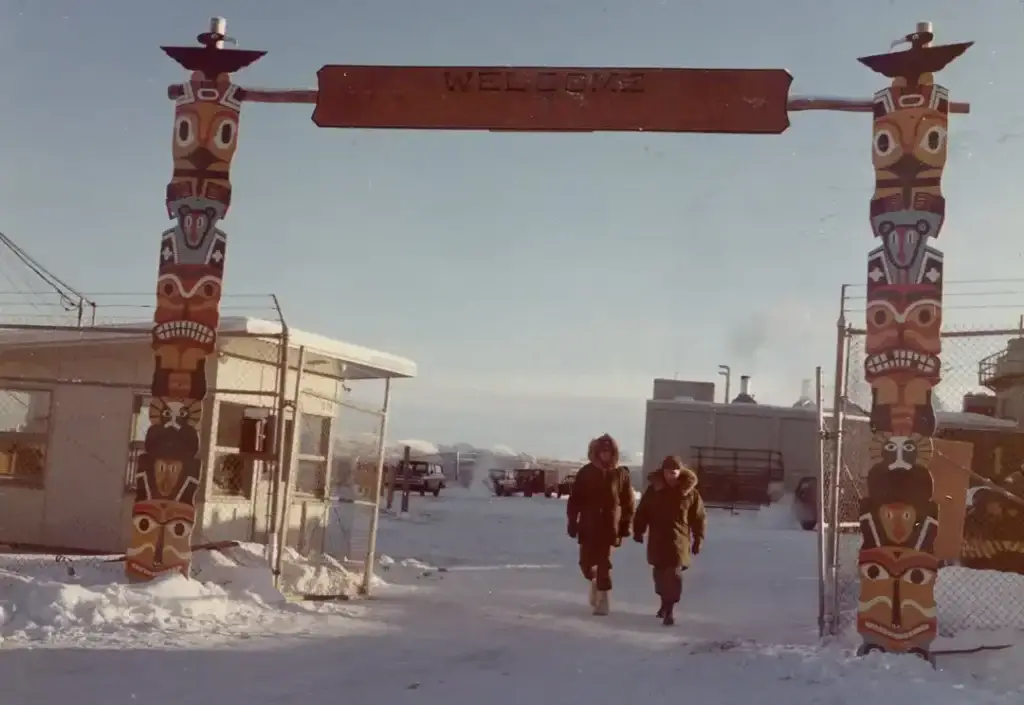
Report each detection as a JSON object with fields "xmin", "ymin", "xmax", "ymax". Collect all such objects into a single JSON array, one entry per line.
[
  {"xmin": 632, "ymin": 455, "xmax": 707, "ymax": 626},
  {"xmin": 566, "ymin": 433, "xmax": 636, "ymax": 616}
]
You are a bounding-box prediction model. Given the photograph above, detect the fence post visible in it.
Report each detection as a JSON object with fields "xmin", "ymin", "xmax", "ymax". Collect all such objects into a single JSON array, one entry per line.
[
  {"xmin": 361, "ymin": 377, "xmax": 392, "ymax": 596},
  {"xmin": 814, "ymin": 365, "xmax": 828, "ymax": 639},
  {"xmin": 267, "ymin": 327, "xmax": 291, "ymax": 571},
  {"xmin": 826, "ymin": 286, "xmax": 849, "ymax": 636},
  {"xmin": 273, "ymin": 346, "xmax": 306, "ymax": 585},
  {"xmin": 400, "ymin": 445, "xmax": 412, "ymax": 513},
  {"xmin": 731, "ymin": 449, "xmax": 739, "ymax": 514}
]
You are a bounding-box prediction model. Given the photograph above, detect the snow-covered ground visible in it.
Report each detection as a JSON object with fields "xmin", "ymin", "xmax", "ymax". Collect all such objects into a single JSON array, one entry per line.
[{"xmin": 1, "ymin": 490, "xmax": 1021, "ymax": 704}]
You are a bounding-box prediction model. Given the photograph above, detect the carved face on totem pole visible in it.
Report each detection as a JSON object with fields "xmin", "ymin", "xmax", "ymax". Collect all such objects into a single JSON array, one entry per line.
[
  {"xmin": 865, "ymin": 246, "xmax": 943, "ymax": 437},
  {"xmin": 857, "ymin": 546, "xmax": 938, "ymax": 653},
  {"xmin": 162, "ymin": 201, "xmax": 228, "ymax": 270},
  {"xmin": 870, "ymin": 82, "xmax": 950, "ymax": 242},
  {"xmin": 861, "ymin": 431, "xmax": 939, "ymax": 551},
  {"xmin": 146, "ymin": 397, "xmax": 203, "ymax": 455},
  {"xmin": 166, "ymin": 72, "xmax": 242, "ymax": 213},
  {"xmin": 152, "ymin": 264, "xmax": 223, "ymax": 355},
  {"xmin": 125, "ymin": 455, "xmax": 200, "ymax": 581}
]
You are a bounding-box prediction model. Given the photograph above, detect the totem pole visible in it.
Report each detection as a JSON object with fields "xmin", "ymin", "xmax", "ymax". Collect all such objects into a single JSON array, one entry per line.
[
  {"xmin": 126, "ymin": 20, "xmax": 265, "ymax": 581},
  {"xmin": 855, "ymin": 23, "xmax": 972, "ymax": 661}
]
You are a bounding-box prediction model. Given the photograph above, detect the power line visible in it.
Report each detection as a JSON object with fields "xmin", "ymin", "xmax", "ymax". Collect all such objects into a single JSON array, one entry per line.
[
  {"xmin": 0, "ymin": 231, "xmax": 93, "ymax": 306},
  {"xmin": 0, "ymin": 230, "xmax": 96, "ymax": 323}
]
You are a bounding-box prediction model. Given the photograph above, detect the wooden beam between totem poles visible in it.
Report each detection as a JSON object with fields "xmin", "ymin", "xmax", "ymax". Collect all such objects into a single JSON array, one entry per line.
[
  {"xmin": 788, "ymin": 95, "xmax": 969, "ymax": 114},
  {"xmin": 176, "ymin": 84, "xmax": 969, "ymax": 128}
]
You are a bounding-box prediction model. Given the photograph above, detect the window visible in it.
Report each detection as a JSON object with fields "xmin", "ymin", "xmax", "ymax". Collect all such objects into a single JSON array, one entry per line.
[
  {"xmin": 211, "ymin": 401, "xmax": 259, "ymax": 498},
  {"xmin": 294, "ymin": 458, "xmax": 327, "ymax": 496},
  {"xmin": 0, "ymin": 389, "xmax": 51, "ymax": 488},
  {"xmin": 215, "ymin": 402, "xmax": 247, "ymax": 448},
  {"xmin": 298, "ymin": 414, "xmax": 330, "ymax": 457},
  {"xmin": 285, "ymin": 413, "xmax": 332, "ymax": 498},
  {"xmin": 125, "ymin": 395, "xmax": 150, "ymax": 492},
  {"xmin": 211, "ymin": 452, "xmax": 254, "ymax": 497}
]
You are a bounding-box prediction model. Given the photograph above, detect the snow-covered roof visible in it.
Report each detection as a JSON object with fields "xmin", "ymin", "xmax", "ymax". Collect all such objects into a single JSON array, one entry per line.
[
  {"xmin": 936, "ymin": 411, "xmax": 1018, "ymax": 430},
  {"xmin": 0, "ymin": 316, "xmax": 417, "ymax": 380}
]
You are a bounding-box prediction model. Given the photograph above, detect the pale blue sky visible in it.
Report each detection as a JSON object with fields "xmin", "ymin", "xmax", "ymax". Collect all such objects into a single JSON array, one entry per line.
[{"xmin": 0, "ymin": 0, "xmax": 1022, "ymax": 458}]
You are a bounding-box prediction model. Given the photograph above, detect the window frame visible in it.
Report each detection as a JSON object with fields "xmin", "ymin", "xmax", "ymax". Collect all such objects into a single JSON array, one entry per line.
[
  {"xmin": 125, "ymin": 394, "xmax": 150, "ymax": 493},
  {"xmin": 209, "ymin": 400, "xmax": 262, "ymax": 500},
  {"xmin": 0, "ymin": 387, "xmax": 53, "ymax": 490},
  {"xmin": 285, "ymin": 411, "xmax": 333, "ymax": 499}
]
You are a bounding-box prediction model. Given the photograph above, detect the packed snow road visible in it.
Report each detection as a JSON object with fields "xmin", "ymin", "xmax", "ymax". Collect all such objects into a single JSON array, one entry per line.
[{"xmin": 1, "ymin": 489, "xmax": 1020, "ymax": 704}]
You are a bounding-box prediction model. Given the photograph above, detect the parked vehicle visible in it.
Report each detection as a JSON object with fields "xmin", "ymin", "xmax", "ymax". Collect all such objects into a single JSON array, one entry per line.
[
  {"xmin": 556, "ymin": 473, "xmax": 575, "ymax": 498},
  {"xmin": 793, "ymin": 476, "xmax": 817, "ymax": 531},
  {"xmin": 490, "ymin": 469, "xmax": 517, "ymax": 496},
  {"xmin": 388, "ymin": 460, "xmax": 446, "ymax": 497},
  {"xmin": 491, "ymin": 468, "xmax": 561, "ymax": 497}
]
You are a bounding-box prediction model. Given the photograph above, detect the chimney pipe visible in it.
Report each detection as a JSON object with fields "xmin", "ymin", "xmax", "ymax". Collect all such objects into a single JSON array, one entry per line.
[
  {"xmin": 739, "ymin": 375, "xmax": 751, "ymax": 397},
  {"xmin": 800, "ymin": 379, "xmax": 811, "ymax": 399}
]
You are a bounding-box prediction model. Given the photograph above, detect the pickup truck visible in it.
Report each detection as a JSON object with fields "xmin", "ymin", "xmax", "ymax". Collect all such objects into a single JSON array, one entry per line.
[{"xmin": 389, "ymin": 461, "xmax": 446, "ymax": 497}]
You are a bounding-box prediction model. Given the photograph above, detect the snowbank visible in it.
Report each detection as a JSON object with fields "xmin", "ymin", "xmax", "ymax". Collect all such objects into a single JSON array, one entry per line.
[
  {"xmin": 0, "ymin": 542, "xmax": 369, "ymax": 643},
  {"xmin": 194, "ymin": 543, "xmax": 365, "ymax": 600}
]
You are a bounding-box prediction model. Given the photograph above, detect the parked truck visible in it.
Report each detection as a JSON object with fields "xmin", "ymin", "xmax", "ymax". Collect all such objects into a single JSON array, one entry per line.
[{"xmin": 491, "ymin": 468, "xmax": 562, "ymax": 497}]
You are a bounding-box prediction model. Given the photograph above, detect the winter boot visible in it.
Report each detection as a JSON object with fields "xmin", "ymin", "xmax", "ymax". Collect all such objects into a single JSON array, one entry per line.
[
  {"xmin": 588, "ymin": 579, "xmax": 598, "ymax": 608},
  {"xmin": 593, "ymin": 590, "xmax": 610, "ymax": 616},
  {"xmin": 656, "ymin": 597, "xmax": 668, "ymax": 619},
  {"xmin": 662, "ymin": 602, "xmax": 675, "ymax": 626}
]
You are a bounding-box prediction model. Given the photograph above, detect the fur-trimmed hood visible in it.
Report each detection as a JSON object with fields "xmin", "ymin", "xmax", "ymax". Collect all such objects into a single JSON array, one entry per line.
[
  {"xmin": 587, "ymin": 433, "xmax": 620, "ymax": 468},
  {"xmin": 647, "ymin": 455, "xmax": 698, "ymax": 494}
]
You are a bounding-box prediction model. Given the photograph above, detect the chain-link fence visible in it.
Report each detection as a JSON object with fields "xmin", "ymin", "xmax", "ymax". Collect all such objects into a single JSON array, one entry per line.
[
  {"xmin": 323, "ymin": 378, "xmax": 389, "ymax": 585},
  {"xmin": 821, "ymin": 282, "xmax": 1024, "ymax": 638}
]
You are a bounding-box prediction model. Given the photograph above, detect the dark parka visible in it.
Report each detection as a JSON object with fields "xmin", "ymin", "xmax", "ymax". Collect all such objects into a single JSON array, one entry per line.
[
  {"xmin": 633, "ymin": 464, "xmax": 707, "ymax": 568},
  {"xmin": 567, "ymin": 435, "xmax": 636, "ymax": 546}
]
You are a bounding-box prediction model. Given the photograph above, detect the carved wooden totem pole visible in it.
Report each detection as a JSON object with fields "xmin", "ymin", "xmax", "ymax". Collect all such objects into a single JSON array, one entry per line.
[
  {"xmin": 126, "ymin": 20, "xmax": 265, "ymax": 581},
  {"xmin": 856, "ymin": 23, "xmax": 972, "ymax": 662}
]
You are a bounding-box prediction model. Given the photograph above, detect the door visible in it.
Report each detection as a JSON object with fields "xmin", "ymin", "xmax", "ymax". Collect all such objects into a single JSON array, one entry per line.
[{"xmin": 250, "ymin": 416, "xmax": 294, "ymax": 543}]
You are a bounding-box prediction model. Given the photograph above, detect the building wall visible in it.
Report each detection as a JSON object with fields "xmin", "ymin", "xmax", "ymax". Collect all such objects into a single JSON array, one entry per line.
[
  {"xmin": 0, "ymin": 343, "xmax": 153, "ymax": 551},
  {"xmin": 0, "ymin": 339, "xmax": 351, "ymax": 556},
  {"xmin": 642, "ymin": 400, "xmax": 820, "ymax": 490},
  {"xmin": 197, "ymin": 350, "xmax": 340, "ymax": 551}
]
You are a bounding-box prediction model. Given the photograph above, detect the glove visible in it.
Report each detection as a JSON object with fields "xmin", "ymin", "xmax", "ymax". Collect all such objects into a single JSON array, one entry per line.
[
  {"xmin": 567, "ymin": 523, "xmax": 578, "ymax": 539},
  {"xmin": 612, "ymin": 536, "xmax": 622, "ymax": 548},
  {"xmin": 633, "ymin": 533, "xmax": 644, "ymax": 544},
  {"xmin": 692, "ymin": 539, "xmax": 702, "ymax": 555}
]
